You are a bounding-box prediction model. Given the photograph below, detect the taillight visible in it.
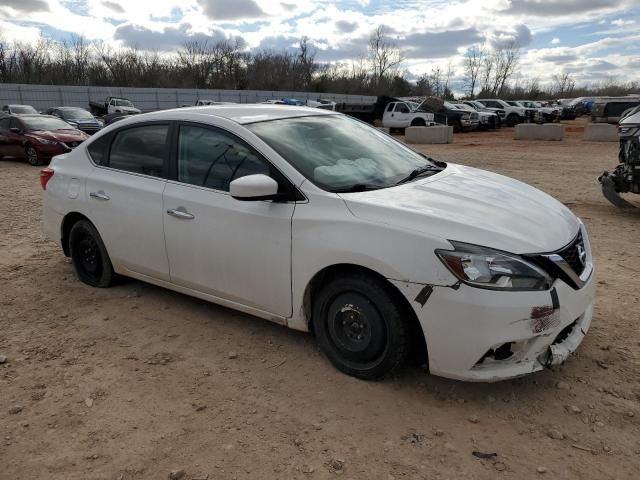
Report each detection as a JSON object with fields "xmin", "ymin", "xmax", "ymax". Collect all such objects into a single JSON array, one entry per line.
[{"xmin": 40, "ymin": 167, "xmax": 54, "ymax": 190}]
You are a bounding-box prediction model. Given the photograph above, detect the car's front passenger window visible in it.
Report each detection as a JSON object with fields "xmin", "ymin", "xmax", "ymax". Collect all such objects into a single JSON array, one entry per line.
[{"xmin": 177, "ymin": 125, "xmax": 270, "ymax": 191}]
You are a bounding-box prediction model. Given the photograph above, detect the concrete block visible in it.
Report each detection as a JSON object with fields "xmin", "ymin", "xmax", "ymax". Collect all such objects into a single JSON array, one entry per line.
[
  {"xmin": 405, "ymin": 126, "xmax": 454, "ymax": 144},
  {"xmin": 514, "ymin": 124, "xmax": 564, "ymax": 141},
  {"xmin": 583, "ymin": 123, "xmax": 618, "ymax": 142}
]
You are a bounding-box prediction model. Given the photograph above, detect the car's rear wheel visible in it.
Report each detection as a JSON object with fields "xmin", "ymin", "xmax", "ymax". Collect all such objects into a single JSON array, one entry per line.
[
  {"xmin": 312, "ymin": 274, "xmax": 409, "ymax": 380},
  {"xmin": 69, "ymin": 220, "xmax": 114, "ymax": 288},
  {"xmin": 25, "ymin": 145, "xmax": 42, "ymax": 166}
]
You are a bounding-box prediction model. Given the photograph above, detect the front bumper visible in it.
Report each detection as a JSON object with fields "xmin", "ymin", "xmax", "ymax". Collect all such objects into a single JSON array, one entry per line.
[{"xmin": 390, "ymin": 263, "xmax": 595, "ymax": 382}]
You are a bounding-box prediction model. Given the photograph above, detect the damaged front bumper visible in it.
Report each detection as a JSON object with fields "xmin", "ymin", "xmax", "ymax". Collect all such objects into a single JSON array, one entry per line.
[{"xmin": 390, "ymin": 264, "xmax": 595, "ymax": 382}]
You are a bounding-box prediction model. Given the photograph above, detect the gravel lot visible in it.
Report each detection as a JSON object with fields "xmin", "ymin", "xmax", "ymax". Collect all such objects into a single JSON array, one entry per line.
[{"xmin": 1, "ymin": 119, "xmax": 639, "ymax": 479}]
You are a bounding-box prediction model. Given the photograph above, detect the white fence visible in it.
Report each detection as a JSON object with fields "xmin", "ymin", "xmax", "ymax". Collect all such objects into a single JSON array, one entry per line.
[{"xmin": 0, "ymin": 83, "xmax": 377, "ymax": 112}]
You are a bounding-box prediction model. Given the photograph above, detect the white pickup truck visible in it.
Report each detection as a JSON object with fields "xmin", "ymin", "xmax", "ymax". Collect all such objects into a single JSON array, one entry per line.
[
  {"xmin": 476, "ymin": 99, "xmax": 526, "ymax": 127},
  {"xmin": 382, "ymin": 101, "xmax": 436, "ymax": 129}
]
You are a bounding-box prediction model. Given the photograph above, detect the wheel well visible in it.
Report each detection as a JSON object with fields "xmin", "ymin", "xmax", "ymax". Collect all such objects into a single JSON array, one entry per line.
[
  {"xmin": 411, "ymin": 118, "xmax": 426, "ymax": 126},
  {"xmin": 61, "ymin": 212, "xmax": 91, "ymax": 256},
  {"xmin": 303, "ymin": 263, "xmax": 428, "ymax": 365}
]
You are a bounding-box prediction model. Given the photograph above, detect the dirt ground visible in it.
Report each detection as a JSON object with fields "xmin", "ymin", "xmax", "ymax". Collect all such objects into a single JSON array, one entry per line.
[{"xmin": 1, "ymin": 118, "xmax": 639, "ymax": 480}]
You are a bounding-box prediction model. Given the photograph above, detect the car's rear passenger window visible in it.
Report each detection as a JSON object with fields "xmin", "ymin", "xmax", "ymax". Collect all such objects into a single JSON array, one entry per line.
[
  {"xmin": 109, "ymin": 124, "xmax": 169, "ymax": 177},
  {"xmin": 177, "ymin": 125, "xmax": 270, "ymax": 191},
  {"xmin": 86, "ymin": 134, "xmax": 111, "ymax": 166}
]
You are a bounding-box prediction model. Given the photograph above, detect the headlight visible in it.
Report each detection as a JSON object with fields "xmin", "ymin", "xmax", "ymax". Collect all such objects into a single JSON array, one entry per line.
[{"xmin": 436, "ymin": 241, "xmax": 552, "ymax": 291}]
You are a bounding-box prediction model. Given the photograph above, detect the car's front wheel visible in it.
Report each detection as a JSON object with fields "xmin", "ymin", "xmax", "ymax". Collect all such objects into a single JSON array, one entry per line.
[
  {"xmin": 25, "ymin": 145, "xmax": 42, "ymax": 166},
  {"xmin": 313, "ymin": 274, "xmax": 409, "ymax": 380},
  {"xmin": 69, "ymin": 220, "xmax": 114, "ymax": 288}
]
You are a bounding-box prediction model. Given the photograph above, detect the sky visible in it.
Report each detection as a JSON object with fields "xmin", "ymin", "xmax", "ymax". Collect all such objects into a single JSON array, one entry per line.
[{"xmin": 1, "ymin": 0, "xmax": 639, "ymax": 91}]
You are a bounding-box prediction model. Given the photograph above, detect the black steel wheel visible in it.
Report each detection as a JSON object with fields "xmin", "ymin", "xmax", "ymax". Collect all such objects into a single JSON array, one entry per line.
[
  {"xmin": 313, "ymin": 274, "xmax": 410, "ymax": 380},
  {"xmin": 69, "ymin": 220, "xmax": 114, "ymax": 287}
]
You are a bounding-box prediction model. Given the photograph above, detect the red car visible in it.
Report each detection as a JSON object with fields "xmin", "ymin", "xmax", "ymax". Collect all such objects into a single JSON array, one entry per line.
[{"xmin": 0, "ymin": 114, "xmax": 89, "ymax": 166}]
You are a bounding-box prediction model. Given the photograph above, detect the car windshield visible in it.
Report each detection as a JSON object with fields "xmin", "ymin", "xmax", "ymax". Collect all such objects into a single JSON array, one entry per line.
[
  {"xmin": 11, "ymin": 105, "xmax": 37, "ymax": 114},
  {"xmin": 115, "ymin": 99, "xmax": 133, "ymax": 107},
  {"xmin": 22, "ymin": 117, "xmax": 75, "ymax": 131},
  {"xmin": 61, "ymin": 108, "xmax": 94, "ymax": 120},
  {"xmin": 247, "ymin": 115, "xmax": 444, "ymax": 192}
]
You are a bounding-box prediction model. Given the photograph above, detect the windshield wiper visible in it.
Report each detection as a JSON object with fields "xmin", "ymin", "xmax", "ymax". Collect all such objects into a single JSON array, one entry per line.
[
  {"xmin": 394, "ymin": 165, "xmax": 444, "ymax": 186},
  {"xmin": 333, "ymin": 183, "xmax": 386, "ymax": 193}
]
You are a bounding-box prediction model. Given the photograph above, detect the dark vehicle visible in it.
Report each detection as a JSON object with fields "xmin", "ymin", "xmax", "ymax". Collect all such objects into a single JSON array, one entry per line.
[
  {"xmin": 88, "ymin": 96, "xmax": 141, "ymax": 116},
  {"xmin": 44, "ymin": 107, "xmax": 103, "ymax": 135},
  {"xmin": 334, "ymin": 96, "xmax": 397, "ymax": 124},
  {"xmin": 2, "ymin": 104, "xmax": 38, "ymax": 115},
  {"xmin": 434, "ymin": 100, "xmax": 479, "ymax": 132},
  {"xmin": 591, "ymin": 98, "xmax": 640, "ymax": 124},
  {"xmin": 599, "ymin": 105, "xmax": 640, "ymax": 209},
  {"xmin": 0, "ymin": 114, "xmax": 88, "ymax": 166}
]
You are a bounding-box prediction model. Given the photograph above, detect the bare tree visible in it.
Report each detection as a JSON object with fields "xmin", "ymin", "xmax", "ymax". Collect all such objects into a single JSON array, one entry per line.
[
  {"xmin": 493, "ymin": 41, "xmax": 521, "ymax": 95},
  {"xmin": 368, "ymin": 25, "xmax": 403, "ymax": 88},
  {"xmin": 553, "ymin": 72, "xmax": 575, "ymax": 96},
  {"xmin": 463, "ymin": 46, "xmax": 484, "ymax": 98}
]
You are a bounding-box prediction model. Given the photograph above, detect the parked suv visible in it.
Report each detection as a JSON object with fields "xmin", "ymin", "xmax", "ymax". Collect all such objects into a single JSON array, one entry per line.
[
  {"xmin": 591, "ymin": 98, "xmax": 640, "ymax": 124},
  {"xmin": 476, "ymin": 99, "xmax": 526, "ymax": 126},
  {"xmin": 44, "ymin": 107, "xmax": 103, "ymax": 135}
]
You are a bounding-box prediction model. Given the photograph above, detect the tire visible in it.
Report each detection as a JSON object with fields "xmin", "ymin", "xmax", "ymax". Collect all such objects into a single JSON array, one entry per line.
[
  {"xmin": 410, "ymin": 118, "xmax": 426, "ymax": 127},
  {"xmin": 69, "ymin": 220, "xmax": 114, "ymax": 288},
  {"xmin": 25, "ymin": 144, "xmax": 43, "ymax": 166},
  {"xmin": 312, "ymin": 273, "xmax": 410, "ymax": 380},
  {"xmin": 453, "ymin": 121, "xmax": 462, "ymax": 133},
  {"xmin": 506, "ymin": 114, "xmax": 519, "ymax": 127}
]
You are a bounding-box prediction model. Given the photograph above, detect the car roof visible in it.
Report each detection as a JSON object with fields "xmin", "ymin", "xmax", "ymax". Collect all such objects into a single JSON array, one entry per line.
[{"xmin": 140, "ymin": 104, "xmax": 338, "ymax": 125}]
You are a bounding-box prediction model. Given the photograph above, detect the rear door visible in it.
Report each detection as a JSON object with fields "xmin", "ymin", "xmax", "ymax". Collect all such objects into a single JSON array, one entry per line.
[
  {"xmin": 85, "ymin": 122, "xmax": 171, "ymax": 280},
  {"xmin": 162, "ymin": 122, "xmax": 295, "ymax": 317}
]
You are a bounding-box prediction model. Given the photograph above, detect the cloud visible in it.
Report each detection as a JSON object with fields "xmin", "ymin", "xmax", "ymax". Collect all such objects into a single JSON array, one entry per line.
[
  {"xmin": 197, "ymin": 0, "xmax": 267, "ymax": 21},
  {"xmin": 0, "ymin": 0, "xmax": 49, "ymax": 13},
  {"xmin": 114, "ymin": 23, "xmax": 229, "ymax": 51},
  {"xmin": 489, "ymin": 24, "xmax": 532, "ymax": 49},
  {"xmin": 102, "ymin": 1, "xmax": 124, "ymax": 14},
  {"xmin": 611, "ymin": 18, "xmax": 635, "ymax": 26},
  {"xmin": 551, "ymin": 37, "xmax": 560, "ymax": 44},
  {"xmin": 502, "ymin": 0, "xmax": 626, "ymax": 17},
  {"xmin": 335, "ymin": 20, "xmax": 358, "ymax": 34},
  {"xmin": 397, "ymin": 28, "xmax": 484, "ymax": 59}
]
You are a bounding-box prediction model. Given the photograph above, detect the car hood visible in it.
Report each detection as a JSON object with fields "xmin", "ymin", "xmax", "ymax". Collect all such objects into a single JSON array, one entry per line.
[
  {"xmin": 28, "ymin": 129, "xmax": 87, "ymax": 142},
  {"xmin": 339, "ymin": 164, "xmax": 580, "ymax": 254},
  {"xmin": 68, "ymin": 118, "xmax": 101, "ymax": 125},
  {"xmin": 117, "ymin": 106, "xmax": 141, "ymax": 113}
]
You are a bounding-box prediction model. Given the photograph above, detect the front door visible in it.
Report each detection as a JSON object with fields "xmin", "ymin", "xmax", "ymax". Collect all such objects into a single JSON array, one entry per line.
[
  {"xmin": 162, "ymin": 123, "xmax": 295, "ymax": 317},
  {"xmin": 85, "ymin": 122, "xmax": 171, "ymax": 280}
]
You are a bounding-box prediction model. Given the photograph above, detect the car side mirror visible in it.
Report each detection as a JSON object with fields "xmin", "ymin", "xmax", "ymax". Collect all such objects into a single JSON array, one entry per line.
[
  {"xmin": 230, "ymin": 174, "xmax": 280, "ymax": 201},
  {"xmin": 9, "ymin": 127, "xmax": 21, "ymax": 134}
]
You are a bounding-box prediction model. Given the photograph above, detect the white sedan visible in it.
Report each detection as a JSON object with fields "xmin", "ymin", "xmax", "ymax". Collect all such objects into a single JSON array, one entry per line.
[{"xmin": 41, "ymin": 105, "xmax": 595, "ymax": 382}]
